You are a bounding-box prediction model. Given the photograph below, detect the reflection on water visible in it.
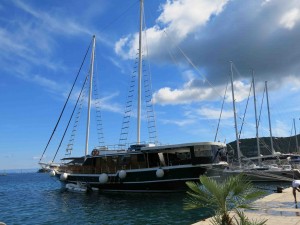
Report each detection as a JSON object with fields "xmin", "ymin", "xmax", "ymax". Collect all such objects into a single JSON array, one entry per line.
[{"xmin": 253, "ymin": 181, "xmax": 290, "ymax": 194}]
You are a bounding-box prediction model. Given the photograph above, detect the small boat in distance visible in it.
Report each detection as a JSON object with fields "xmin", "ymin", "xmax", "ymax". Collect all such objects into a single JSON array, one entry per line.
[
  {"xmin": 0, "ymin": 171, "xmax": 7, "ymax": 176},
  {"xmin": 40, "ymin": 0, "xmax": 228, "ymax": 192},
  {"xmin": 65, "ymin": 181, "xmax": 97, "ymax": 193}
]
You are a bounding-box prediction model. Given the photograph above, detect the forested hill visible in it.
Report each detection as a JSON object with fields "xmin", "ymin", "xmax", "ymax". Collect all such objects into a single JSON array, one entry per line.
[{"xmin": 227, "ymin": 135, "xmax": 300, "ymax": 158}]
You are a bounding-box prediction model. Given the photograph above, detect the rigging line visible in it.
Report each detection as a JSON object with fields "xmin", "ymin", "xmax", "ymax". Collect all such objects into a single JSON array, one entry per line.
[
  {"xmin": 257, "ymin": 84, "xmax": 266, "ymax": 128},
  {"xmin": 232, "ymin": 62, "xmax": 245, "ymax": 80},
  {"xmin": 118, "ymin": 57, "xmax": 138, "ymax": 146},
  {"xmin": 162, "ymin": 30, "xmax": 231, "ymax": 140},
  {"xmin": 93, "ymin": 52, "xmax": 105, "ymax": 146},
  {"xmin": 258, "ymin": 139, "xmax": 272, "ymax": 154},
  {"xmin": 39, "ymin": 39, "xmax": 92, "ymax": 163},
  {"xmin": 158, "ymin": 24, "xmax": 181, "ymax": 67},
  {"xmin": 238, "ymin": 79, "xmax": 253, "ymax": 139},
  {"xmin": 288, "ymin": 121, "xmax": 294, "ymax": 152},
  {"xmin": 65, "ymin": 89, "xmax": 85, "ymax": 155},
  {"xmin": 100, "ymin": 0, "xmax": 139, "ymax": 32},
  {"xmin": 143, "ymin": 11, "xmax": 158, "ymax": 143},
  {"xmin": 232, "ymin": 62, "xmax": 252, "ymax": 124},
  {"xmin": 214, "ymin": 80, "xmax": 229, "ymax": 142},
  {"xmin": 162, "ymin": 30, "xmax": 224, "ymax": 100},
  {"xmin": 52, "ymin": 73, "xmax": 90, "ymax": 163}
]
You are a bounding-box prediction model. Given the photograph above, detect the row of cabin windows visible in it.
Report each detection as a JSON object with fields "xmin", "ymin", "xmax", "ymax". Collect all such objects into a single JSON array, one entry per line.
[
  {"xmin": 76, "ymin": 146, "xmax": 220, "ymax": 173},
  {"xmin": 90, "ymin": 147, "xmax": 214, "ymax": 167}
]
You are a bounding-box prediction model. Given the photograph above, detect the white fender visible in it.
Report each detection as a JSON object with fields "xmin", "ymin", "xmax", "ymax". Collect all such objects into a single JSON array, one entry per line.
[
  {"xmin": 49, "ymin": 170, "xmax": 56, "ymax": 177},
  {"xmin": 156, "ymin": 168, "xmax": 164, "ymax": 178},
  {"xmin": 60, "ymin": 173, "xmax": 68, "ymax": 181},
  {"xmin": 118, "ymin": 170, "xmax": 127, "ymax": 179},
  {"xmin": 99, "ymin": 173, "xmax": 108, "ymax": 184}
]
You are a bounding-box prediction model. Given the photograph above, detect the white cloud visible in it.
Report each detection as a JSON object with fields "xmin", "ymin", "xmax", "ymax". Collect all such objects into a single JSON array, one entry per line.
[
  {"xmin": 115, "ymin": 36, "xmax": 131, "ymax": 59},
  {"xmin": 0, "ymin": 28, "xmax": 32, "ymax": 55},
  {"xmin": 152, "ymin": 73, "xmax": 253, "ymax": 106},
  {"xmin": 271, "ymin": 120, "xmax": 290, "ymax": 137},
  {"xmin": 1, "ymin": 0, "xmax": 113, "ymax": 81},
  {"xmin": 161, "ymin": 118, "xmax": 196, "ymax": 127},
  {"xmin": 283, "ymin": 75, "xmax": 300, "ymax": 91},
  {"xmin": 32, "ymin": 75, "xmax": 65, "ymax": 93},
  {"xmin": 157, "ymin": 0, "xmax": 228, "ymax": 38},
  {"xmin": 108, "ymin": 57, "xmax": 127, "ymax": 74},
  {"xmin": 197, "ymin": 107, "xmax": 232, "ymax": 120},
  {"xmin": 261, "ymin": 0, "xmax": 271, "ymax": 6},
  {"xmin": 153, "ymin": 87, "xmax": 203, "ymax": 105},
  {"xmin": 226, "ymin": 81, "xmax": 252, "ymax": 103},
  {"xmin": 279, "ymin": 8, "xmax": 300, "ymax": 30},
  {"xmin": 115, "ymin": 0, "xmax": 229, "ymax": 59},
  {"xmin": 92, "ymin": 92, "xmax": 123, "ymax": 113},
  {"xmin": 13, "ymin": 0, "xmax": 93, "ymax": 36},
  {"xmin": 114, "ymin": 0, "xmax": 300, "ymax": 94}
]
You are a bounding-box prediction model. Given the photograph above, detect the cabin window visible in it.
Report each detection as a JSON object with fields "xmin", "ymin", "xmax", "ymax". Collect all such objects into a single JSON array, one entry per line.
[
  {"xmin": 137, "ymin": 154, "xmax": 145, "ymax": 162},
  {"xmin": 165, "ymin": 150, "xmax": 192, "ymax": 166},
  {"xmin": 119, "ymin": 155, "xmax": 130, "ymax": 164},
  {"xmin": 96, "ymin": 158, "xmax": 101, "ymax": 167},
  {"xmin": 177, "ymin": 152, "xmax": 191, "ymax": 160},
  {"xmin": 148, "ymin": 153, "xmax": 160, "ymax": 167},
  {"xmin": 194, "ymin": 149, "xmax": 212, "ymax": 157},
  {"xmin": 192, "ymin": 146, "xmax": 214, "ymax": 164}
]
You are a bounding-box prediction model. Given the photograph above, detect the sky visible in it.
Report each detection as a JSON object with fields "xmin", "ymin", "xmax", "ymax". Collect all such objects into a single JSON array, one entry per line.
[{"xmin": 1, "ymin": 0, "xmax": 300, "ymax": 170}]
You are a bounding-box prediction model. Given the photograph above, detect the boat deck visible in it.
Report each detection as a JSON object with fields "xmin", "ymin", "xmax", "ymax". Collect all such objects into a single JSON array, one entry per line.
[{"xmin": 193, "ymin": 187, "xmax": 300, "ymax": 225}]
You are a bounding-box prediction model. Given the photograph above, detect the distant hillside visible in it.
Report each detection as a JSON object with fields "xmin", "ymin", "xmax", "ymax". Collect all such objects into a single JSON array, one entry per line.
[{"xmin": 227, "ymin": 134, "xmax": 300, "ymax": 158}]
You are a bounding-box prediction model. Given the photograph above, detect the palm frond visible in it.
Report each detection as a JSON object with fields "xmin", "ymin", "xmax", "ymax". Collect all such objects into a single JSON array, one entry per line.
[
  {"xmin": 199, "ymin": 176, "xmax": 223, "ymax": 201},
  {"xmin": 234, "ymin": 209, "xmax": 268, "ymax": 225},
  {"xmin": 184, "ymin": 174, "xmax": 267, "ymax": 224},
  {"xmin": 243, "ymin": 190, "xmax": 266, "ymax": 201},
  {"xmin": 184, "ymin": 180, "xmax": 216, "ymax": 210},
  {"xmin": 185, "ymin": 181, "xmax": 202, "ymax": 194}
]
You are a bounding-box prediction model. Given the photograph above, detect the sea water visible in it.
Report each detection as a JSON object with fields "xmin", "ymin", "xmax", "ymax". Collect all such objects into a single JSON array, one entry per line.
[
  {"xmin": 0, "ymin": 173, "xmax": 289, "ymax": 225},
  {"xmin": 0, "ymin": 173, "xmax": 210, "ymax": 225}
]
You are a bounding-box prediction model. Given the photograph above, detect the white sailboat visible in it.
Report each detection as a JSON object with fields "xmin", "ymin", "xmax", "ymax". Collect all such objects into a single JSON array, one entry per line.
[{"xmin": 224, "ymin": 64, "xmax": 300, "ymax": 182}]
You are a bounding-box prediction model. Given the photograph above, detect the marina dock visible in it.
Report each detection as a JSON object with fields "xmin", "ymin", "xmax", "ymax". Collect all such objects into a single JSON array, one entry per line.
[{"xmin": 193, "ymin": 187, "xmax": 300, "ymax": 225}]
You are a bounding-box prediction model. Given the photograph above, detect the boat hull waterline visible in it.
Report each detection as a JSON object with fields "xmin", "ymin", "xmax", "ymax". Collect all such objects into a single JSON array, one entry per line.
[{"xmin": 54, "ymin": 163, "xmax": 226, "ymax": 192}]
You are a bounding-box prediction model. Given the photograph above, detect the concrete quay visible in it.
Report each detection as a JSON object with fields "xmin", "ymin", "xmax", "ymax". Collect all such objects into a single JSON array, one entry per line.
[{"xmin": 193, "ymin": 187, "xmax": 300, "ymax": 225}]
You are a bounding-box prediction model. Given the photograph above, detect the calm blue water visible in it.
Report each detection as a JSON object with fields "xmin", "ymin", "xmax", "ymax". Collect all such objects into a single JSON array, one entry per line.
[
  {"xmin": 0, "ymin": 173, "xmax": 211, "ymax": 225},
  {"xmin": 0, "ymin": 173, "xmax": 290, "ymax": 225}
]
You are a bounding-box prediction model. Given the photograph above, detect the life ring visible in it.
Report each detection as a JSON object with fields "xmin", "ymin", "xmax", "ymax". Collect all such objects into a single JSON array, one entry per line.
[{"xmin": 91, "ymin": 150, "xmax": 99, "ymax": 156}]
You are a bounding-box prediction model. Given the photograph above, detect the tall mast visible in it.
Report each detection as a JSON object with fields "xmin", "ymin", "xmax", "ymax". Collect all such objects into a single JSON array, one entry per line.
[
  {"xmin": 252, "ymin": 71, "xmax": 261, "ymax": 164},
  {"xmin": 137, "ymin": 0, "xmax": 144, "ymax": 144},
  {"xmin": 294, "ymin": 118, "xmax": 299, "ymax": 152},
  {"xmin": 265, "ymin": 81, "xmax": 274, "ymax": 155},
  {"xmin": 85, "ymin": 35, "xmax": 96, "ymax": 157},
  {"xmin": 230, "ymin": 61, "xmax": 241, "ymax": 167}
]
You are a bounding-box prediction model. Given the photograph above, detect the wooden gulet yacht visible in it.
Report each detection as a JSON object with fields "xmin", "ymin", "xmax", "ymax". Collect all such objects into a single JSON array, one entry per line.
[{"xmin": 41, "ymin": 0, "xmax": 228, "ymax": 193}]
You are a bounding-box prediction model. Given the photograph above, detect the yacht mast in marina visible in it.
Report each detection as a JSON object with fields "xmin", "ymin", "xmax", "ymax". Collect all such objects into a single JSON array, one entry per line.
[{"xmin": 85, "ymin": 35, "xmax": 96, "ymax": 157}]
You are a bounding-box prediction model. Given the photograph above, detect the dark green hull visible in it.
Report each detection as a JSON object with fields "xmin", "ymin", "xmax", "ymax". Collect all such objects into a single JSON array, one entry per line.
[{"xmin": 56, "ymin": 164, "xmax": 224, "ymax": 192}]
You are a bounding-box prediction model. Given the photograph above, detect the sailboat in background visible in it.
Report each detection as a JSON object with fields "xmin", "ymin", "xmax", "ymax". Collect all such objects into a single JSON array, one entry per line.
[
  {"xmin": 288, "ymin": 119, "xmax": 300, "ymax": 165},
  {"xmin": 39, "ymin": 0, "xmax": 228, "ymax": 193},
  {"xmin": 223, "ymin": 63, "xmax": 300, "ymax": 182},
  {"xmin": 0, "ymin": 170, "xmax": 7, "ymax": 176}
]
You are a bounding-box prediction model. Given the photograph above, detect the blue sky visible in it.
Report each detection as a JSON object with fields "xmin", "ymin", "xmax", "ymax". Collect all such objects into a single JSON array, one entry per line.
[{"xmin": 1, "ymin": 0, "xmax": 300, "ymax": 170}]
